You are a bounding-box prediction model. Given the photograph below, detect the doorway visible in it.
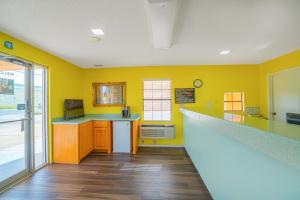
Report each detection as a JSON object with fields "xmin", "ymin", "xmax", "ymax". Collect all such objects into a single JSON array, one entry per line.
[
  {"xmin": 0, "ymin": 53, "xmax": 48, "ymax": 191},
  {"xmin": 269, "ymin": 67, "xmax": 300, "ymax": 122}
]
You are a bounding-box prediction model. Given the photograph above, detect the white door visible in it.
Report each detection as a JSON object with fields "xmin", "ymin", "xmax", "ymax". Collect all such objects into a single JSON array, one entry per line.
[{"xmin": 270, "ymin": 67, "xmax": 300, "ymax": 122}]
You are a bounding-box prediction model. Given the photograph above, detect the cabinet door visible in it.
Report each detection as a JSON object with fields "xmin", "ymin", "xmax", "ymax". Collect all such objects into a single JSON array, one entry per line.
[
  {"xmin": 53, "ymin": 124, "xmax": 80, "ymax": 164},
  {"xmin": 86, "ymin": 125, "xmax": 93, "ymax": 152},
  {"xmin": 94, "ymin": 128, "xmax": 109, "ymax": 150},
  {"xmin": 79, "ymin": 122, "xmax": 93, "ymax": 159}
]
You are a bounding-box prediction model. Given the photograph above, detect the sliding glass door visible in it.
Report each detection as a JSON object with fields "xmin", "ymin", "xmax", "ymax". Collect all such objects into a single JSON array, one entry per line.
[
  {"xmin": 0, "ymin": 57, "xmax": 31, "ymax": 189},
  {"xmin": 33, "ymin": 66, "xmax": 47, "ymax": 169},
  {"xmin": 0, "ymin": 54, "xmax": 47, "ymax": 191}
]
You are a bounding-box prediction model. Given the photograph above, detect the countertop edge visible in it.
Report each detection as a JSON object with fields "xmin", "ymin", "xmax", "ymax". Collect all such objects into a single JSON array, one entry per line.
[{"xmin": 52, "ymin": 115, "xmax": 140, "ymax": 125}]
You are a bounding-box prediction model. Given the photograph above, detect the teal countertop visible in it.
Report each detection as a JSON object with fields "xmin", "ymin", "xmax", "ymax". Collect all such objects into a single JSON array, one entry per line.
[
  {"xmin": 181, "ymin": 108, "xmax": 300, "ymax": 199},
  {"xmin": 180, "ymin": 108, "xmax": 300, "ymax": 141},
  {"xmin": 52, "ymin": 114, "xmax": 140, "ymax": 125},
  {"xmin": 180, "ymin": 108, "xmax": 300, "ymax": 170}
]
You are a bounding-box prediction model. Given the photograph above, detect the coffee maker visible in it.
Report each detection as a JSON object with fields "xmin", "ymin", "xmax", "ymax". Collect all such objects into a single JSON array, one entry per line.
[{"xmin": 122, "ymin": 105, "xmax": 130, "ymax": 118}]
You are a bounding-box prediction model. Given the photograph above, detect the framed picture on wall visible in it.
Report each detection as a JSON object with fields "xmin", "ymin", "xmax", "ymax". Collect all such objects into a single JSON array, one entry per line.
[
  {"xmin": 93, "ymin": 82, "xmax": 126, "ymax": 106},
  {"xmin": 175, "ymin": 88, "xmax": 195, "ymax": 104}
]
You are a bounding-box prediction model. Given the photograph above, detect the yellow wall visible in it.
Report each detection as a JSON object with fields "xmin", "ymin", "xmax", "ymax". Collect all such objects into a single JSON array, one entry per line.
[
  {"xmin": 83, "ymin": 65, "xmax": 260, "ymax": 146},
  {"xmin": 0, "ymin": 32, "xmax": 83, "ymax": 161},
  {"xmin": 259, "ymin": 50, "xmax": 300, "ymax": 117},
  {"xmin": 1, "ymin": 30, "xmax": 298, "ymax": 152}
]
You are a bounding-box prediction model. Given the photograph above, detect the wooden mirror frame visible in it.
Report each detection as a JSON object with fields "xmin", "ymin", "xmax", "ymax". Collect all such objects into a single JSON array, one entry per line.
[{"xmin": 92, "ymin": 82, "xmax": 126, "ymax": 107}]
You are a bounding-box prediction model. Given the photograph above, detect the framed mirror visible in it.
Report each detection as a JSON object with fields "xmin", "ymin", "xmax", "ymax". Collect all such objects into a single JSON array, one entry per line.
[{"xmin": 93, "ymin": 82, "xmax": 126, "ymax": 106}]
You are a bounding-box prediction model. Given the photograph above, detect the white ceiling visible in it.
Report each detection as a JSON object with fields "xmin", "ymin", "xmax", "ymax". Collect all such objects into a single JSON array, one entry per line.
[{"xmin": 0, "ymin": 0, "xmax": 299, "ymax": 68}]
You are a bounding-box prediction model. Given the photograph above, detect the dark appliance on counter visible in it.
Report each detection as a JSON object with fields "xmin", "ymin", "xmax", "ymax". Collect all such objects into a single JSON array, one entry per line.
[
  {"xmin": 122, "ymin": 106, "xmax": 130, "ymax": 118},
  {"xmin": 64, "ymin": 99, "xmax": 84, "ymax": 120},
  {"xmin": 286, "ymin": 113, "xmax": 300, "ymax": 125}
]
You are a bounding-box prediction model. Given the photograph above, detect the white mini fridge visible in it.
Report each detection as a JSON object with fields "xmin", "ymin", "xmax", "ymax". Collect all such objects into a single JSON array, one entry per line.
[{"xmin": 113, "ymin": 121, "xmax": 131, "ymax": 153}]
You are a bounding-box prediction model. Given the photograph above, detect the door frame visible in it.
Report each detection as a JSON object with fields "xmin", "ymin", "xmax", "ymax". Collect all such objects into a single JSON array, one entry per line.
[
  {"xmin": 31, "ymin": 66, "xmax": 49, "ymax": 171},
  {"xmin": 0, "ymin": 52, "xmax": 48, "ymax": 192},
  {"xmin": 0, "ymin": 57, "xmax": 32, "ymax": 191},
  {"xmin": 268, "ymin": 66, "xmax": 300, "ymax": 120}
]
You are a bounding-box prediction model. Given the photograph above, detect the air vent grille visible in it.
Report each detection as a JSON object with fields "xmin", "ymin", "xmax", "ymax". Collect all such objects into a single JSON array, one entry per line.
[{"xmin": 140, "ymin": 124, "xmax": 175, "ymax": 139}]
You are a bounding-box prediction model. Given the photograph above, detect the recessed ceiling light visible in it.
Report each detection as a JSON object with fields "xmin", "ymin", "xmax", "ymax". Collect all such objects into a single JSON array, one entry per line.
[
  {"xmin": 91, "ymin": 28, "xmax": 104, "ymax": 36},
  {"xmin": 94, "ymin": 64, "xmax": 103, "ymax": 67},
  {"xmin": 220, "ymin": 50, "xmax": 230, "ymax": 55}
]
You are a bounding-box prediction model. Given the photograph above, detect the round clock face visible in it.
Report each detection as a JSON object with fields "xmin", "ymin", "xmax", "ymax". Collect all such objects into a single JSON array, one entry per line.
[{"xmin": 193, "ymin": 79, "xmax": 203, "ymax": 88}]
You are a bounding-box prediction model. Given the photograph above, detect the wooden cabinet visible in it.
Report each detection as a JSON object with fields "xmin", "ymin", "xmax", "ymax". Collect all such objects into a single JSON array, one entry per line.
[
  {"xmin": 53, "ymin": 121, "xmax": 92, "ymax": 164},
  {"xmin": 93, "ymin": 121, "xmax": 112, "ymax": 153},
  {"xmin": 79, "ymin": 122, "xmax": 93, "ymax": 160},
  {"xmin": 132, "ymin": 120, "xmax": 139, "ymax": 155},
  {"xmin": 53, "ymin": 119, "xmax": 138, "ymax": 164},
  {"xmin": 93, "ymin": 120, "xmax": 109, "ymax": 128},
  {"xmin": 53, "ymin": 124, "xmax": 80, "ymax": 164}
]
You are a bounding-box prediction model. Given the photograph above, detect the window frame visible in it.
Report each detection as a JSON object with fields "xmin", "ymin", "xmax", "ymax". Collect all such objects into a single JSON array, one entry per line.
[
  {"xmin": 224, "ymin": 92, "xmax": 244, "ymax": 112},
  {"xmin": 143, "ymin": 79, "xmax": 172, "ymax": 122}
]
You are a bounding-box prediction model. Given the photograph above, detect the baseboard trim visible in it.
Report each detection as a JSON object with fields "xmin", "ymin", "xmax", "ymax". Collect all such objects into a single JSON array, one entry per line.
[{"xmin": 138, "ymin": 144, "xmax": 184, "ymax": 148}]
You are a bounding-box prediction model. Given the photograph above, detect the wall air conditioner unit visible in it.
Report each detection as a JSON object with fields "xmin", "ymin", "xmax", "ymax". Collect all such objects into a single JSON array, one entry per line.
[{"xmin": 140, "ymin": 124, "xmax": 175, "ymax": 139}]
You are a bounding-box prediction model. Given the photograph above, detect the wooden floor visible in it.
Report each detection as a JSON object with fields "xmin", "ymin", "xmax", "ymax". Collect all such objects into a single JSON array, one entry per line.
[{"xmin": 0, "ymin": 148, "xmax": 212, "ymax": 200}]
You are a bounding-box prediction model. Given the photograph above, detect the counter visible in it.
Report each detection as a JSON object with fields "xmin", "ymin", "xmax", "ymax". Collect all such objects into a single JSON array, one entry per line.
[
  {"xmin": 52, "ymin": 114, "xmax": 140, "ymax": 124},
  {"xmin": 52, "ymin": 113, "xmax": 140, "ymax": 164},
  {"xmin": 181, "ymin": 108, "xmax": 300, "ymax": 141},
  {"xmin": 180, "ymin": 108, "xmax": 300, "ymax": 200}
]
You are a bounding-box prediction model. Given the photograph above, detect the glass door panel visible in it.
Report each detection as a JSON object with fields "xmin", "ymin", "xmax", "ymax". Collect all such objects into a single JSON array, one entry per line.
[
  {"xmin": 33, "ymin": 66, "xmax": 47, "ymax": 168},
  {"xmin": 0, "ymin": 121, "xmax": 26, "ymax": 182},
  {"xmin": 0, "ymin": 60, "xmax": 30, "ymax": 186}
]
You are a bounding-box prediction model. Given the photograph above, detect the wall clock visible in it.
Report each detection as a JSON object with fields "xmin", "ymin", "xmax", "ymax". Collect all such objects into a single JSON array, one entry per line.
[{"xmin": 193, "ymin": 79, "xmax": 203, "ymax": 88}]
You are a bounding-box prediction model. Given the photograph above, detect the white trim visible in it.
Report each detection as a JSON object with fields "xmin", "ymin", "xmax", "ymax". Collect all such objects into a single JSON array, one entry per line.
[{"xmin": 43, "ymin": 68, "xmax": 49, "ymax": 164}]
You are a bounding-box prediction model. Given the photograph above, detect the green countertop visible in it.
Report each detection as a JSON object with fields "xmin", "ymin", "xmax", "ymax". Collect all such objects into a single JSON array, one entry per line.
[
  {"xmin": 180, "ymin": 108, "xmax": 300, "ymax": 171},
  {"xmin": 180, "ymin": 108, "xmax": 300, "ymax": 141},
  {"xmin": 52, "ymin": 114, "xmax": 140, "ymax": 125},
  {"xmin": 181, "ymin": 108, "xmax": 300, "ymax": 199}
]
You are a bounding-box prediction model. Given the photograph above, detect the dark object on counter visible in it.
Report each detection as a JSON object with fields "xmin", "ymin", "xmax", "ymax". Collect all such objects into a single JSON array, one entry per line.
[
  {"xmin": 122, "ymin": 106, "xmax": 130, "ymax": 118},
  {"xmin": 286, "ymin": 113, "xmax": 300, "ymax": 125},
  {"xmin": 64, "ymin": 99, "xmax": 84, "ymax": 120}
]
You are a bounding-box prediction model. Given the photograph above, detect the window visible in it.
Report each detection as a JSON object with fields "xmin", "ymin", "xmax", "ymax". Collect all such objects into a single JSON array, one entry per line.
[
  {"xmin": 224, "ymin": 113, "xmax": 244, "ymax": 123},
  {"xmin": 224, "ymin": 92, "xmax": 244, "ymax": 111},
  {"xmin": 143, "ymin": 80, "xmax": 171, "ymax": 121}
]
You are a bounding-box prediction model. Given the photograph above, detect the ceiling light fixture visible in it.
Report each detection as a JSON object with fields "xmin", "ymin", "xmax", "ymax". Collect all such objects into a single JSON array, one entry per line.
[
  {"xmin": 91, "ymin": 28, "xmax": 104, "ymax": 36},
  {"xmin": 220, "ymin": 50, "xmax": 230, "ymax": 55}
]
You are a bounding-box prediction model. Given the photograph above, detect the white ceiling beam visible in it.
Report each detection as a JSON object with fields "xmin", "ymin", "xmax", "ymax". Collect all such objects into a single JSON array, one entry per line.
[{"xmin": 146, "ymin": 0, "xmax": 180, "ymax": 49}]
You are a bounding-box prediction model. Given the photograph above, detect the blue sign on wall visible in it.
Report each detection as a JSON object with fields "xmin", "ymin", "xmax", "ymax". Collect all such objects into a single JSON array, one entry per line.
[{"xmin": 4, "ymin": 41, "xmax": 13, "ymax": 49}]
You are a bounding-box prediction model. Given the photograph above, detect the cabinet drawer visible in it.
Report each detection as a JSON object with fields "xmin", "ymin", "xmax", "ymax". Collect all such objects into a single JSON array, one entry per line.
[
  {"xmin": 93, "ymin": 120, "xmax": 110, "ymax": 128},
  {"xmin": 80, "ymin": 121, "xmax": 92, "ymax": 128}
]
